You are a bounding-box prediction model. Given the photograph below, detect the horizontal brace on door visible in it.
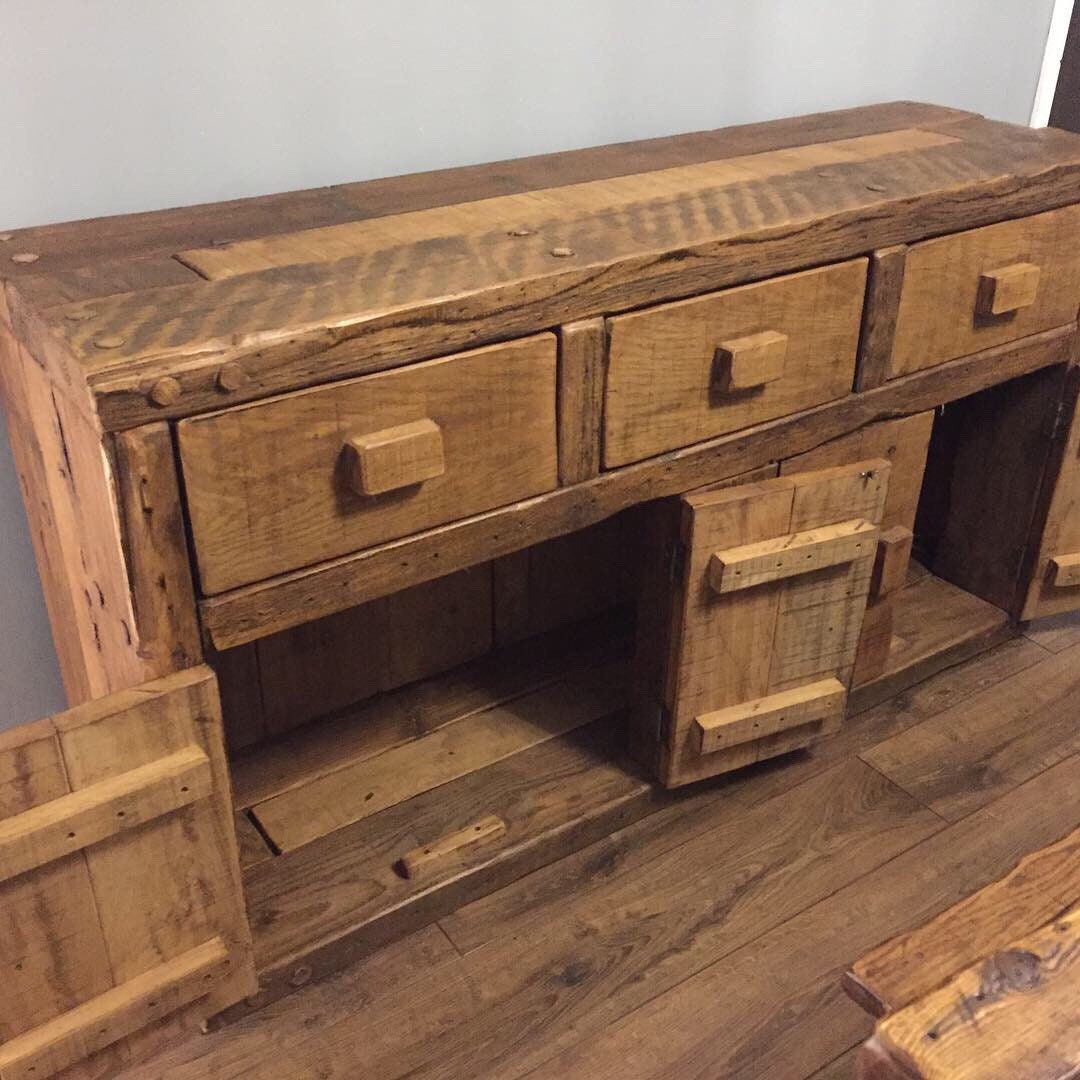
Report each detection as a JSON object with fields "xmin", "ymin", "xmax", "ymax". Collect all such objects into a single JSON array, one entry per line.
[
  {"xmin": 0, "ymin": 935, "xmax": 229, "ymax": 1080},
  {"xmin": 0, "ymin": 744, "xmax": 211, "ymax": 883},
  {"xmin": 708, "ymin": 518, "xmax": 879, "ymax": 595}
]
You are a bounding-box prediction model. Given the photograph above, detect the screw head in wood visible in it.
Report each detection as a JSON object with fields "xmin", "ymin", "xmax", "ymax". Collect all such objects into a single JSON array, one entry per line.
[
  {"xmin": 289, "ymin": 964, "xmax": 313, "ymax": 988},
  {"xmin": 93, "ymin": 334, "xmax": 126, "ymax": 349},
  {"xmin": 550, "ymin": 246, "xmax": 575, "ymax": 258},
  {"xmin": 11, "ymin": 252, "xmax": 39, "ymax": 264},
  {"xmin": 216, "ymin": 362, "xmax": 249, "ymax": 392},
  {"xmin": 148, "ymin": 376, "xmax": 183, "ymax": 407}
]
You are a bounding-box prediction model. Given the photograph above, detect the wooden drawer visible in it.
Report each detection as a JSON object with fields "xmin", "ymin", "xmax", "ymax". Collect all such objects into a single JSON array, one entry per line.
[
  {"xmin": 890, "ymin": 204, "xmax": 1080, "ymax": 378},
  {"xmin": 603, "ymin": 259, "xmax": 867, "ymax": 467},
  {"xmin": 178, "ymin": 335, "xmax": 558, "ymax": 594}
]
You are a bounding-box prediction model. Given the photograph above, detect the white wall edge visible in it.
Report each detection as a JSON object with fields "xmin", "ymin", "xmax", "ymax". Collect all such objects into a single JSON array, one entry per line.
[{"xmin": 1032, "ymin": 0, "xmax": 1076, "ymax": 125}]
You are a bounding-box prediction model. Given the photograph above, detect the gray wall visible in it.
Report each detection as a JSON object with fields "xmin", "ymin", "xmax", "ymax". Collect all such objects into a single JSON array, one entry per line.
[{"xmin": 0, "ymin": 0, "xmax": 1057, "ymax": 728}]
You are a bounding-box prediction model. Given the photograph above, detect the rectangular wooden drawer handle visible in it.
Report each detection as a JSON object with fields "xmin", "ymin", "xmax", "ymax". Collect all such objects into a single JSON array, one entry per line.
[
  {"xmin": 709, "ymin": 517, "xmax": 879, "ymax": 595},
  {"xmin": 398, "ymin": 814, "xmax": 507, "ymax": 881},
  {"xmin": 712, "ymin": 330, "xmax": 788, "ymax": 393},
  {"xmin": 976, "ymin": 262, "xmax": 1040, "ymax": 317},
  {"xmin": 870, "ymin": 525, "xmax": 914, "ymax": 600},
  {"xmin": 345, "ymin": 418, "xmax": 446, "ymax": 496},
  {"xmin": 694, "ymin": 677, "xmax": 846, "ymax": 755},
  {"xmin": 1050, "ymin": 552, "xmax": 1080, "ymax": 588}
]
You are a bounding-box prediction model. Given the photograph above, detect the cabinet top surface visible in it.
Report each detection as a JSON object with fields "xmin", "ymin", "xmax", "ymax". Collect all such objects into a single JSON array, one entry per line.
[{"xmin": 4, "ymin": 101, "xmax": 1080, "ymax": 430}]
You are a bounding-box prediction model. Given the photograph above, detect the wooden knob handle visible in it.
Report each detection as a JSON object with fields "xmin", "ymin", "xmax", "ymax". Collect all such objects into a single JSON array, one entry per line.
[
  {"xmin": 976, "ymin": 262, "xmax": 1040, "ymax": 317},
  {"xmin": 713, "ymin": 330, "xmax": 788, "ymax": 393},
  {"xmin": 1050, "ymin": 552, "xmax": 1080, "ymax": 588},
  {"xmin": 344, "ymin": 418, "xmax": 445, "ymax": 496}
]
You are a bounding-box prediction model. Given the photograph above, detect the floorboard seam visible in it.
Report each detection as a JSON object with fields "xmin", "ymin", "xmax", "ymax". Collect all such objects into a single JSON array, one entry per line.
[{"xmin": 854, "ymin": 754, "xmax": 950, "ymax": 824}]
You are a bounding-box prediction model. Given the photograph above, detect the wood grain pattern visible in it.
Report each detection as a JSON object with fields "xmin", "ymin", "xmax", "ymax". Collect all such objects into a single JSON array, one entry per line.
[
  {"xmin": 873, "ymin": 904, "xmax": 1080, "ymax": 1079},
  {"xmin": 200, "ymin": 326, "xmax": 1071, "ymax": 649},
  {"xmin": 658, "ymin": 461, "xmax": 889, "ymax": 786},
  {"xmin": 604, "ymin": 259, "xmax": 866, "ymax": 465},
  {"xmin": 847, "ymin": 826, "xmax": 1080, "ymax": 1017},
  {"xmin": 708, "ymin": 518, "xmax": 879, "ymax": 594},
  {"xmin": 556, "ymin": 318, "xmax": 605, "ymax": 485},
  {"xmin": 0, "ymin": 745, "xmax": 210, "ymax": 884},
  {"xmin": 343, "ymin": 417, "xmax": 445, "ymax": 496},
  {"xmin": 855, "ymin": 246, "xmax": 907, "ymax": 391},
  {"xmin": 0, "ymin": 937, "xmax": 230, "ymax": 1080},
  {"xmin": 250, "ymin": 658, "xmax": 628, "ymax": 852},
  {"xmin": 14, "ymin": 114, "xmax": 1080, "ymax": 430},
  {"xmin": 977, "ymin": 260, "xmax": 1041, "ymax": 316},
  {"xmin": 398, "ymin": 815, "xmax": 507, "ymax": 881},
  {"xmin": 891, "ymin": 203, "xmax": 1080, "ymax": 377},
  {"xmin": 178, "ymin": 334, "xmax": 558, "ymax": 593}
]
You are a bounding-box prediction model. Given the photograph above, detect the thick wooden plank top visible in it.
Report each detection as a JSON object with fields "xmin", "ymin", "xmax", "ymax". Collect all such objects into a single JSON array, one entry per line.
[{"xmin": 5, "ymin": 101, "xmax": 1080, "ymax": 430}]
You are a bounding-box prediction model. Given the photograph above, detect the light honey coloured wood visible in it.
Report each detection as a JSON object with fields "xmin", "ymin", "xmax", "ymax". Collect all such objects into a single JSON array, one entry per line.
[
  {"xmin": 344, "ymin": 418, "xmax": 446, "ymax": 497},
  {"xmin": 707, "ymin": 518, "xmax": 879, "ymax": 595},
  {"xmin": 178, "ymin": 334, "xmax": 558, "ymax": 593},
  {"xmin": 1051, "ymin": 552, "xmax": 1080, "ymax": 587},
  {"xmin": 712, "ymin": 330, "xmax": 788, "ymax": 392},
  {"xmin": 866, "ymin": 905, "xmax": 1080, "ymax": 1080},
  {"xmin": 977, "ymin": 260, "xmax": 1041, "ymax": 316},
  {"xmin": 14, "ymin": 113, "xmax": 1080, "ymax": 432},
  {"xmin": 0, "ymin": 745, "xmax": 210, "ymax": 884},
  {"xmin": 693, "ymin": 677, "xmax": 846, "ymax": 755},
  {"xmin": 891, "ymin": 203, "xmax": 1080, "ymax": 377},
  {"xmin": 0, "ymin": 936, "xmax": 230, "ymax": 1080},
  {"xmin": 645, "ymin": 460, "xmax": 890, "ymax": 787},
  {"xmin": 603, "ymin": 260, "xmax": 866, "ymax": 466},
  {"xmin": 871, "ymin": 526, "xmax": 914, "ymax": 600},
  {"xmin": 0, "ymin": 668, "xmax": 255, "ymax": 1078},
  {"xmin": 202, "ymin": 327, "xmax": 1072, "ymax": 649}
]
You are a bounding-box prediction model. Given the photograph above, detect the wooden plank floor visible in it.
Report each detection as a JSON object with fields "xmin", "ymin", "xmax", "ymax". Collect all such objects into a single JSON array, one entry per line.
[{"xmin": 118, "ymin": 613, "xmax": 1080, "ymax": 1080}]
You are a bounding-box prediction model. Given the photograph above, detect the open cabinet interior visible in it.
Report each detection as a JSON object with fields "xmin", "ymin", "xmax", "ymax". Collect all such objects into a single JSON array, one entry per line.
[{"xmin": 198, "ymin": 362, "xmax": 1070, "ymax": 1004}]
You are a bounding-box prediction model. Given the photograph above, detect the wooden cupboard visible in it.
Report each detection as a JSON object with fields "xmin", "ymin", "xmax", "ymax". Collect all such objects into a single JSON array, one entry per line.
[{"xmin": 4, "ymin": 100, "xmax": 1080, "ymax": 1075}]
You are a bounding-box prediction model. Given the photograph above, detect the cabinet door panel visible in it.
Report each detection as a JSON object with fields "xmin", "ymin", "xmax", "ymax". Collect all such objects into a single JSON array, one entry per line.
[
  {"xmin": 0, "ymin": 667, "xmax": 255, "ymax": 1080},
  {"xmin": 635, "ymin": 461, "xmax": 890, "ymax": 788}
]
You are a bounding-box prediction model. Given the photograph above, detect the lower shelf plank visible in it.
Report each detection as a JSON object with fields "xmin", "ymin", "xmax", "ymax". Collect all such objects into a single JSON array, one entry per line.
[{"xmin": 237, "ymin": 716, "xmax": 663, "ymax": 1016}]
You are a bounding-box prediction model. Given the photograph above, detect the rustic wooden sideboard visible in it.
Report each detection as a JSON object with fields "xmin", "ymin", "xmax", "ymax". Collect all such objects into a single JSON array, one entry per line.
[{"xmin": 4, "ymin": 100, "xmax": 1080, "ymax": 1077}]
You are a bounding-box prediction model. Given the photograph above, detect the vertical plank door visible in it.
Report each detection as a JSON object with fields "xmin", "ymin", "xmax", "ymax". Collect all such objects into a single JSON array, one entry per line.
[
  {"xmin": 640, "ymin": 461, "xmax": 890, "ymax": 788},
  {"xmin": 0, "ymin": 666, "xmax": 256, "ymax": 1080}
]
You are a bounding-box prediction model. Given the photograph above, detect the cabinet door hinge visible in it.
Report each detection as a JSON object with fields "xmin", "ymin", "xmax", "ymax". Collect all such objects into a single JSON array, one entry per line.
[
  {"xmin": 667, "ymin": 540, "xmax": 687, "ymax": 584},
  {"xmin": 1049, "ymin": 400, "xmax": 1073, "ymax": 442}
]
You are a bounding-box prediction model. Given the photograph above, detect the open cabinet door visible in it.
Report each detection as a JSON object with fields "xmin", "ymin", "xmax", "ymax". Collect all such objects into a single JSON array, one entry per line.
[
  {"xmin": 0, "ymin": 666, "xmax": 256, "ymax": 1080},
  {"xmin": 1022, "ymin": 369, "xmax": 1080, "ymax": 620},
  {"xmin": 636, "ymin": 460, "xmax": 891, "ymax": 789}
]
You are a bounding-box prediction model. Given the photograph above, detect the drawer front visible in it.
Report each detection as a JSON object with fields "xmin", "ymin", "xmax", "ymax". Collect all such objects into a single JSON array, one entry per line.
[
  {"xmin": 891, "ymin": 204, "xmax": 1080, "ymax": 377},
  {"xmin": 603, "ymin": 259, "xmax": 867, "ymax": 467},
  {"xmin": 179, "ymin": 335, "xmax": 558, "ymax": 594}
]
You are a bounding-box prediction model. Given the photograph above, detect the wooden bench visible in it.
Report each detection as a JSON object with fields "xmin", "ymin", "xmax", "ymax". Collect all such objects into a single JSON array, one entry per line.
[{"xmin": 844, "ymin": 826, "xmax": 1080, "ymax": 1078}]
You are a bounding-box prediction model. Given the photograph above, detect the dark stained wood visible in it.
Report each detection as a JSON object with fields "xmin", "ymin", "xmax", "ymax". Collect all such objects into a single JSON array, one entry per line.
[
  {"xmin": 862, "ymin": 641, "xmax": 1080, "ymax": 821},
  {"xmin": 924, "ymin": 363, "xmax": 1070, "ymax": 613},
  {"xmin": 854, "ymin": 246, "xmax": 907, "ymax": 391},
  {"xmin": 200, "ymin": 325, "xmax": 1074, "ymax": 649}
]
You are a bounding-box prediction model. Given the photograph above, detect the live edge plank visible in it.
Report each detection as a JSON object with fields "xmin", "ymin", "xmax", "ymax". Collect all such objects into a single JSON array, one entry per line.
[{"xmin": 201, "ymin": 325, "xmax": 1075, "ymax": 648}]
